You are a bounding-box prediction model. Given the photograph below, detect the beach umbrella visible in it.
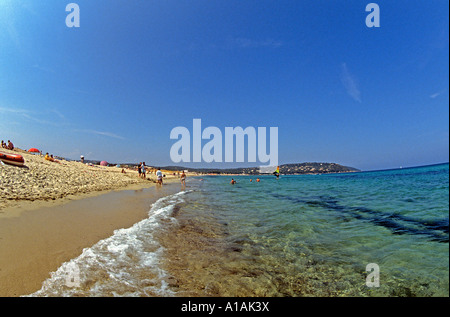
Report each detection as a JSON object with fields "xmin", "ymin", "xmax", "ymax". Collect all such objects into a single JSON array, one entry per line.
[
  {"xmin": 100, "ymin": 161, "xmax": 108, "ymax": 166},
  {"xmin": 28, "ymin": 148, "xmax": 40, "ymax": 153}
]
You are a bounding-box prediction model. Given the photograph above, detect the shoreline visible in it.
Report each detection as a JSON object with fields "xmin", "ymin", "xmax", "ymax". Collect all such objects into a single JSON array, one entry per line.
[
  {"xmin": 0, "ymin": 181, "xmax": 156, "ymax": 219},
  {"xmin": 0, "ymin": 180, "xmax": 182, "ymax": 297},
  {"xmin": 0, "ymin": 148, "xmax": 186, "ymax": 296},
  {"xmin": 0, "ymin": 148, "xmax": 185, "ymax": 217}
]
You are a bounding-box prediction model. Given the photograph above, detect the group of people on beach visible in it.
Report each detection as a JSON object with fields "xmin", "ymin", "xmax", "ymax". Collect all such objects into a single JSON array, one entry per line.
[
  {"xmin": 137, "ymin": 162, "xmax": 147, "ymax": 179},
  {"xmin": 154, "ymin": 167, "xmax": 186, "ymax": 187},
  {"xmin": 137, "ymin": 164, "xmax": 164, "ymax": 185},
  {"xmin": 1, "ymin": 140, "xmax": 14, "ymax": 150},
  {"xmin": 44, "ymin": 153, "xmax": 60, "ymax": 164},
  {"xmin": 134, "ymin": 164, "xmax": 187, "ymax": 187}
]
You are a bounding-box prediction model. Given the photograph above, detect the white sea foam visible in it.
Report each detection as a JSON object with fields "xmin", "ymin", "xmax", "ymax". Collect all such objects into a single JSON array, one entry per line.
[{"xmin": 27, "ymin": 191, "xmax": 190, "ymax": 297}]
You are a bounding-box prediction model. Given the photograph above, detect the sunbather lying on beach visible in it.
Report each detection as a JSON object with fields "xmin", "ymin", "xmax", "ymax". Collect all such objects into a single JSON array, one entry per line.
[{"xmin": 45, "ymin": 153, "xmax": 61, "ymax": 164}]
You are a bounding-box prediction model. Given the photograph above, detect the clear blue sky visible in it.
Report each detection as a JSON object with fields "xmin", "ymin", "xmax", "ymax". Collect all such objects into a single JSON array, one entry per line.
[{"xmin": 1, "ymin": 0, "xmax": 448, "ymax": 171}]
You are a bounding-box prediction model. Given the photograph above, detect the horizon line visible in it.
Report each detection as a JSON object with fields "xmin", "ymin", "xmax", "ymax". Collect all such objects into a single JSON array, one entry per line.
[{"xmin": 55, "ymin": 155, "xmax": 449, "ymax": 173}]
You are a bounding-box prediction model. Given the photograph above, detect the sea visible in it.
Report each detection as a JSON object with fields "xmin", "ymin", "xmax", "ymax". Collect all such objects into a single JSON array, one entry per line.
[{"xmin": 29, "ymin": 163, "xmax": 449, "ymax": 297}]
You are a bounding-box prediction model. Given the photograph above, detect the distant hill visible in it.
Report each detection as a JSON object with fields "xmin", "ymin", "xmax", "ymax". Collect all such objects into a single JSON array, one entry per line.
[
  {"xmin": 159, "ymin": 162, "xmax": 361, "ymax": 175},
  {"xmin": 276, "ymin": 162, "xmax": 360, "ymax": 174}
]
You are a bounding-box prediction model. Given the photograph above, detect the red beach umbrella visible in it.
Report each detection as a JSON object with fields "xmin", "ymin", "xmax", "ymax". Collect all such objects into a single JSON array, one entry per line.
[
  {"xmin": 100, "ymin": 161, "xmax": 108, "ymax": 166},
  {"xmin": 28, "ymin": 148, "xmax": 40, "ymax": 153}
]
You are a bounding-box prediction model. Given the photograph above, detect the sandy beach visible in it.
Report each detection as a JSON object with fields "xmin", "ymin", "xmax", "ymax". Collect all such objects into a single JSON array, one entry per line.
[
  {"xmin": 0, "ymin": 148, "xmax": 183, "ymax": 296},
  {"xmin": 0, "ymin": 148, "xmax": 175, "ymax": 214}
]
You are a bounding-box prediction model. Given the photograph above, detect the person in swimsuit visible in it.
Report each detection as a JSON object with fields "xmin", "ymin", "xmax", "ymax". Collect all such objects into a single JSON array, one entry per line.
[
  {"xmin": 141, "ymin": 162, "xmax": 146, "ymax": 179},
  {"xmin": 180, "ymin": 171, "xmax": 186, "ymax": 187},
  {"xmin": 156, "ymin": 168, "xmax": 163, "ymax": 185}
]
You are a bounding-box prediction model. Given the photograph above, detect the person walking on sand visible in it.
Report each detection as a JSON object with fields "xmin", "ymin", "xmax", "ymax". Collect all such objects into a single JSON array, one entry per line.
[
  {"xmin": 180, "ymin": 171, "xmax": 186, "ymax": 187},
  {"xmin": 138, "ymin": 162, "xmax": 142, "ymax": 178},
  {"xmin": 156, "ymin": 168, "xmax": 163, "ymax": 185}
]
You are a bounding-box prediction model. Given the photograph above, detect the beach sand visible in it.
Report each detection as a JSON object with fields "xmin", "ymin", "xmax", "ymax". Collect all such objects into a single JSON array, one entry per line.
[
  {"xmin": 0, "ymin": 148, "xmax": 164, "ymax": 213},
  {"xmin": 0, "ymin": 185, "xmax": 180, "ymax": 296},
  {"xmin": 0, "ymin": 148, "xmax": 183, "ymax": 296}
]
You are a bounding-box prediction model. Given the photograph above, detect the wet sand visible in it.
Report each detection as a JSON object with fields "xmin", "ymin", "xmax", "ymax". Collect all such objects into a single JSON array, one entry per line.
[{"xmin": 0, "ymin": 183, "xmax": 180, "ymax": 297}]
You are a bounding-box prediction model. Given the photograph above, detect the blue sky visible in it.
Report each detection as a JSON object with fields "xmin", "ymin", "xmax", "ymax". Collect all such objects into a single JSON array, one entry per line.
[{"xmin": 0, "ymin": 0, "xmax": 448, "ymax": 171}]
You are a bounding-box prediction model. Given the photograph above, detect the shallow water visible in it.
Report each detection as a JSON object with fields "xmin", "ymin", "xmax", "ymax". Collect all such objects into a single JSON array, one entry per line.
[{"xmin": 30, "ymin": 164, "xmax": 449, "ymax": 297}]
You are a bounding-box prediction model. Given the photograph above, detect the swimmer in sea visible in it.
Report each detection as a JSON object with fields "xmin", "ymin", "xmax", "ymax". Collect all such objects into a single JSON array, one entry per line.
[{"xmin": 230, "ymin": 178, "xmax": 236, "ymax": 184}]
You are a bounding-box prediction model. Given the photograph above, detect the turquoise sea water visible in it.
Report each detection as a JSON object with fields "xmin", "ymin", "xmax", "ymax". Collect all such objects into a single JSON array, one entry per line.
[
  {"xmin": 31, "ymin": 163, "xmax": 449, "ymax": 297},
  {"xmin": 164, "ymin": 163, "xmax": 449, "ymax": 296}
]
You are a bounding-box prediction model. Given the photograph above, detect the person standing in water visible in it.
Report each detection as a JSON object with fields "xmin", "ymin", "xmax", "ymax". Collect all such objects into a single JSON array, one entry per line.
[
  {"xmin": 156, "ymin": 168, "xmax": 163, "ymax": 185},
  {"xmin": 180, "ymin": 171, "xmax": 186, "ymax": 187}
]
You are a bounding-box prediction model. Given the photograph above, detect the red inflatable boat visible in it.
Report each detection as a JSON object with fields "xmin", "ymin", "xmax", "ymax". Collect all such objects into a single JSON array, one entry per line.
[{"xmin": 0, "ymin": 151, "xmax": 25, "ymax": 167}]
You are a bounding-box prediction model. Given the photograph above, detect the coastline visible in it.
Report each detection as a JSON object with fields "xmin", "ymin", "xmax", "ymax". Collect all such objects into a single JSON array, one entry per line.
[
  {"xmin": 0, "ymin": 148, "xmax": 185, "ymax": 296},
  {"xmin": 0, "ymin": 148, "xmax": 186, "ymax": 217},
  {"xmin": 0, "ymin": 181, "xmax": 181, "ymax": 296},
  {"xmin": 2, "ymin": 149, "xmax": 447, "ymax": 297}
]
